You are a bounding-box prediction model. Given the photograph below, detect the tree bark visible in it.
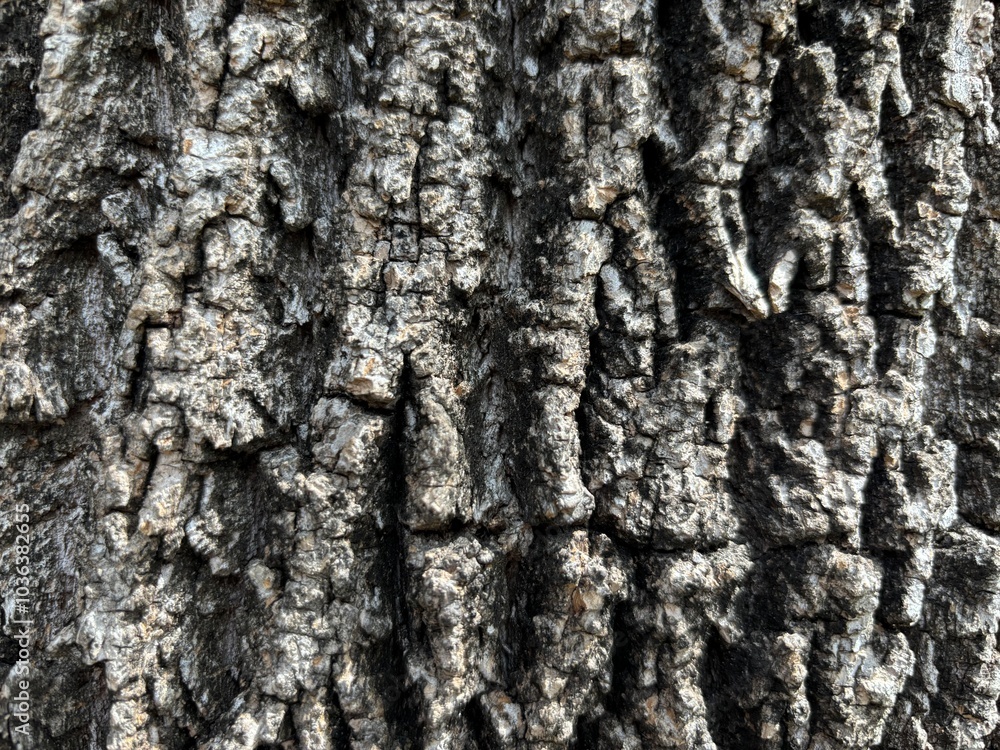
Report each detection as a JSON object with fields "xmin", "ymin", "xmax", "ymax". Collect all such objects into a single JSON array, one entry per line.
[{"xmin": 2, "ymin": 0, "xmax": 1000, "ymax": 748}]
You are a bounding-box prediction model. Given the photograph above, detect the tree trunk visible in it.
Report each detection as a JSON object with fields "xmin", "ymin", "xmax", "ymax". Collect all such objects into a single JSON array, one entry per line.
[{"xmin": 2, "ymin": 0, "xmax": 1000, "ymax": 748}]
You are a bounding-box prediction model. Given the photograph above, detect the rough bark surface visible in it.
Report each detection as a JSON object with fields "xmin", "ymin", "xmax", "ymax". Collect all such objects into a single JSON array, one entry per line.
[{"xmin": 2, "ymin": 0, "xmax": 1000, "ymax": 748}]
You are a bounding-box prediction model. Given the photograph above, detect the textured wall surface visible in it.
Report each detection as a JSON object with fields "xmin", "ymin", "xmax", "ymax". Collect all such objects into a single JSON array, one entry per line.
[{"xmin": 2, "ymin": 0, "xmax": 1000, "ymax": 748}]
